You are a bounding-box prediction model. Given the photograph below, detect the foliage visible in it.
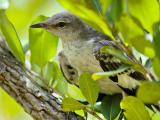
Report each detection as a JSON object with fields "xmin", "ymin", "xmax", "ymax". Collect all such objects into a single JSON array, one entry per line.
[
  {"xmin": 29, "ymin": 15, "xmax": 58, "ymax": 68},
  {"xmin": 57, "ymin": 0, "xmax": 114, "ymax": 39},
  {"xmin": 137, "ymin": 82, "xmax": 160, "ymax": 104},
  {"xmin": 120, "ymin": 96, "xmax": 150, "ymax": 120},
  {"xmin": 100, "ymin": 94, "xmax": 122, "ymax": 120},
  {"xmin": 79, "ymin": 73, "xmax": 99, "ymax": 106},
  {"xmin": 0, "ymin": 0, "xmax": 160, "ymax": 120},
  {"xmin": 0, "ymin": 10, "xmax": 25, "ymax": 63},
  {"xmin": 62, "ymin": 97, "xmax": 85, "ymax": 111},
  {"xmin": 0, "ymin": 0, "xmax": 61, "ymax": 120}
]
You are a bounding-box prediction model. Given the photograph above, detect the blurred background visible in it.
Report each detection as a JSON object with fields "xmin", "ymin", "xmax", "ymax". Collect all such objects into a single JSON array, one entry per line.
[{"xmin": 0, "ymin": 0, "xmax": 63, "ymax": 119}]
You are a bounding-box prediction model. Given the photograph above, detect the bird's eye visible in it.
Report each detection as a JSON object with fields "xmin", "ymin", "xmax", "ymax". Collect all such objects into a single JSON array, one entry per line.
[{"xmin": 56, "ymin": 22, "xmax": 66, "ymax": 28}]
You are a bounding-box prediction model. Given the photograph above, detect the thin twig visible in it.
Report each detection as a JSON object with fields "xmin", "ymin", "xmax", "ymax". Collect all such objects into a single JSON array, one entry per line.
[{"xmin": 84, "ymin": 107, "xmax": 103, "ymax": 120}]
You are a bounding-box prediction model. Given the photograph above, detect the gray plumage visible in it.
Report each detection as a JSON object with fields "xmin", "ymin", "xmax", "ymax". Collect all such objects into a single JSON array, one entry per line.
[{"xmin": 31, "ymin": 11, "xmax": 146, "ymax": 95}]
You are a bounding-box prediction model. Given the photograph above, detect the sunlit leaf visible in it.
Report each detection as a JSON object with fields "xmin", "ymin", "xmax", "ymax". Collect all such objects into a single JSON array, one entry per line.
[
  {"xmin": 116, "ymin": 14, "xmax": 144, "ymax": 44},
  {"xmin": 79, "ymin": 73, "xmax": 99, "ymax": 105},
  {"xmin": 101, "ymin": 94, "xmax": 122, "ymax": 120},
  {"xmin": 143, "ymin": 47, "xmax": 155, "ymax": 59},
  {"xmin": 128, "ymin": 0, "xmax": 159, "ymax": 33},
  {"xmin": 0, "ymin": 88, "xmax": 32, "ymax": 120},
  {"xmin": 62, "ymin": 97, "xmax": 85, "ymax": 111},
  {"xmin": 92, "ymin": 65, "xmax": 129, "ymax": 80},
  {"xmin": 137, "ymin": 82, "xmax": 160, "ymax": 104},
  {"xmin": 29, "ymin": 15, "xmax": 58, "ymax": 68},
  {"xmin": 0, "ymin": 0, "xmax": 9, "ymax": 9},
  {"xmin": 120, "ymin": 96, "xmax": 150, "ymax": 120},
  {"xmin": 75, "ymin": 110, "xmax": 85, "ymax": 117},
  {"xmin": 0, "ymin": 10, "xmax": 25, "ymax": 63},
  {"xmin": 117, "ymin": 14, "xmax": 155, "ymax": 58},
  {"xmin": 152, "ymin": 113, "xmax": 160, "ymax": 120},
  {"xmin": 131, "ymin": 35, "xmax": 155, "ymax": 58},
  {"xmin": 99, "ymin": 0, "xmax": 111, "ymax": 15},
  {"xmin": 57, "ymin": 0, "xmax": 114, "ymax": 39},
  {"xmin": 67, "ymin": 84, "xmax": 85, "ymax": 101}
]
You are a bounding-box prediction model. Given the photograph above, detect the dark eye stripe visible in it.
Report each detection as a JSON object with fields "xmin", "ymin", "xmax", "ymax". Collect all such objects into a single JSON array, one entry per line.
[{"xmin": 56, "ymin": 22, "xmax": 66, "ymax": 28}]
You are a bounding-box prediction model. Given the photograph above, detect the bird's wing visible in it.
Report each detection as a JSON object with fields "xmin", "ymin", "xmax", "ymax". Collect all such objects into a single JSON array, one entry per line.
[
  {"xmin": 94, "ymin": 40, "xmax": 130, "ymax": 71},
  {"xmin": 94, "ymin": 40, "xmax": 145, "ymax": 95},
  {"xmin": 58, "ymin": 51, "xmax": 79, "ymax": 85},
  {"xmin": 94, "ymin": 40, "xmax": 145, "ymax": 80}
]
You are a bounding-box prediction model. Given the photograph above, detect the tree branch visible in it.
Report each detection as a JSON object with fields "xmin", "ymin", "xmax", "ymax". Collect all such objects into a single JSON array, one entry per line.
[{"xmin": 0, "ymin": 41, "xmax": 84, "ymax": 120}]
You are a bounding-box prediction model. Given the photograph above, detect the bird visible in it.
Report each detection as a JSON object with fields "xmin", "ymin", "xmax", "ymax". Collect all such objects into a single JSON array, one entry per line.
[{"xmin": 30, "ymin": 11, "xmax": 150, "ymax": 96}]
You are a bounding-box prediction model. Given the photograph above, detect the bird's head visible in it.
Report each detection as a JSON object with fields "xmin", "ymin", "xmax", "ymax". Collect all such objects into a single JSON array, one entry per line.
[{"xmin": 30, "ymin": 11, "xmax": 87, "ymax": 41}]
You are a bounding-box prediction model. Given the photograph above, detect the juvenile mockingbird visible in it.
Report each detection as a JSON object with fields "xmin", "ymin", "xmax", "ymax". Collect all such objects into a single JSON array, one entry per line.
[{"xmin": 31, "ymin": 11, "xmax": 147, "ymax": 95}]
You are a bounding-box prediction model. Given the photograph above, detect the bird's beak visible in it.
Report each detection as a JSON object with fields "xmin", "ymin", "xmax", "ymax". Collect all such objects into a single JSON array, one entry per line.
[{"xmin": 30, "ymin": 22, "xmax": 48, "ymax": 28}]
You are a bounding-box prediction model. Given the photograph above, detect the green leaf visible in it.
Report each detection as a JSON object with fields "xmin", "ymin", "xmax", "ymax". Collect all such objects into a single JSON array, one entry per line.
[
  {"xmin": 53, "ymin": 63, "xmax": 68, "ymax": 95},
  {"xmin": 153, "ymin": 22, "xmax": 160, "ymax": 78},
  {"xmin": 67, "ymin": 84, "xmax": 85, "ymax": 101},
  {"xmin": 92, "ymin": 65, "xmax": 129, "ymax": 80},
  {"xmin": 152, "ymin": 113, "xmax": 160, "ymax": 120},
  {"xmin": 75, "ymin": 110, "xmax": 85, "ymax": 117},
  {"xmin": 99, "ymin": 0, "xmax": 111, "ymax": 15},
  {"xmin": 128, "ymin": 0, "xmax": 159, "ymax": 33},
  {"xmin": 0, "ymin": 88, "xmax": 32, "ymax": 119},
  {"xmin": 120, "ymin": 96, "xmax": 150, "ymax": 120},
  {"xmin": 117, "ymin": 14, "xmax": 155, "ymax": 58},
  {"xmin": 91, "ymin": 0, "xmax": 102, "ymax": 15},
  {"xmin": 153, "ymin": 57, "xmax": 160, "ymax": 78},
  {"xmin": 131, "ymin": 35, "xmax": 155, "ymax": 58},
  {"xmin": 0, "ymin": 10, "xmax": 25, "ymax": 63},
  {"xmin": 153, "ymin": 22, "xmax": 160, "ymax": 59},
  {"xmin": 101, "ymin": 94, "xmax": 122, "ymax": 120},
  {"xmin": 137, "ymin": 82, "xmax": 160, "ymax": 104},
  {"xmin": 54, "ymin": 77, "xmax": 68, "ymax": 95},
  {"xmin": 116, "ymin": 14, "xmax": 144, "ymax": 44},
  {"xmin": 42, "ymin": 61, "xmax": 59, "ymax": 86},
  {"xmin": 29, "ymin": 15, "xmax": 58, "ymax": 68},
  {"xmin": 57, "ymin": 0, "xmax": 114, "ymax": 39},
  {"xmin": 108, "ymin": 0, "xmax": 123, "ymax": 23},
  {"xmin": 79, "ymin": 73, "xmax": 99, "ymax": 105},
  {"xmin": 62, "ymin": 97, "xmax": 85, "ymax": 111},
  {"xmin": 0, "ymin": 0, "xmax": 9, "ymax": 9}
]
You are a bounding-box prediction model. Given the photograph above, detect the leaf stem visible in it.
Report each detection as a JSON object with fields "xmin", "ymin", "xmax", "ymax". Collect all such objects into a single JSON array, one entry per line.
[{"xmin": 84, "ymin": 107, "xmax": 103, "ymax": 120}]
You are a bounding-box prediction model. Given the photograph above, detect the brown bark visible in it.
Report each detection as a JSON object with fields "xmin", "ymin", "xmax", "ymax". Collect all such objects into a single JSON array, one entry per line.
[{"xmin": 0, "ymin": 41, "xmax": 84, "ymax": 120}]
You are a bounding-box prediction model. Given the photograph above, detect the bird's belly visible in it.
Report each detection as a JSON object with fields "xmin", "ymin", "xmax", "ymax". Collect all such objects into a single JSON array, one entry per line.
[
  {"xmin": 76, "ymin": 56, "xmax": 101, "ymax": 73},
  {"xmin": 64, "ymin": 41, "xmax": 122, "ymax": 94},
  {"xmin": 65, "ymin": 49, "xmax": 122, "ymax": 94},
  {"xmin": 64, "ymin": 40, "xmax": 101, "ymax": 73}
]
